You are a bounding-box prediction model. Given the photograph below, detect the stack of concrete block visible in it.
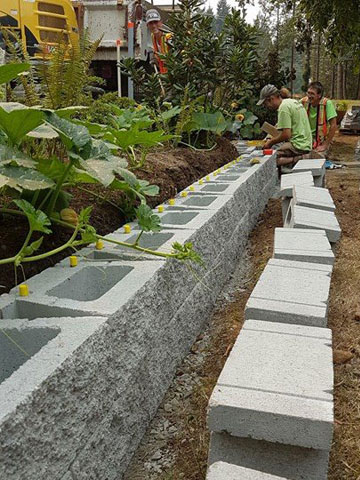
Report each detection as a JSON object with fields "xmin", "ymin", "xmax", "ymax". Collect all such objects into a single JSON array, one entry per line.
[
  {"xmin": 206, "ymin": 160, "xmax": 340, "ymax": 479},
  {"xmin": 292, "ymin": 158, "xmax": 326, "ymax": 187},
  {"xmin": 284, "ymin": 200, "xmax": 341, "ymax": 244},
  {"xmin": 280, "ymin": 171, "xmax": 314, "ymax": 220},
  {"xmin": 0, "ymin": 155, "xmax": 278, "ymax": 480},
  {"xmin": 207, "ymin": 320, "xmax": 333, "ymax": 479},
  {"xmin": 244, "ymin": 258, "xmax": 332, "ymax": 327}
]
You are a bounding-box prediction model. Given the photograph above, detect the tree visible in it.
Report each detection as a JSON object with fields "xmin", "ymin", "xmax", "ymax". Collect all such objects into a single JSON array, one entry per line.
[
  {"xmin": 203, "ymin": 5, "xmax": 216, "ymax": 31},
  {"xmin": 215, "ymin": 0, "xmax": 231, "ymax": 33}
]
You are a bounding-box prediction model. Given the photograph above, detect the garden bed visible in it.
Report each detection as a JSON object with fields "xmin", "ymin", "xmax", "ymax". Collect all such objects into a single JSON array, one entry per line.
[{"xmin": 0, "ymin": 138, "xmax": 237, "ymax": 294}]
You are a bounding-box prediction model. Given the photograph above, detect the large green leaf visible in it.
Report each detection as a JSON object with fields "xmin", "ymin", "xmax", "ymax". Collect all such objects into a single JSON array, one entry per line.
[
  {"xmin": 114, "ymin": 108, "xmax": 154, "ymax": 131},
  {"xmin": 190, "ymin": 112, "xmax": 227, "ymax": 135},
  {"xmin": 136, "ymin": 204, "xmax": 161, "ymax": 233},
  {"xmin": 0, "ymin": 63, "xmax": 30, "ymax": 84},
  {"xmin": 106, "ymin": 127, "xmax": 173, "ymax": 150},
  {"xmin": 14, "ymin": 199, "xmax": 52, "ymax": 233},
  {"xmin": 36, "ymin": 157, "xmax": 68, "ymax": 181},
  {"xmin": 0, "ymin": 166, "xmax": 54, "ymax": 192},
  {"xmin": 44, "ymin": 112, "xmax": 92, "ymax": 155},
  {"xmin": 137, "ymin": 179, "xmax": 159, "ymax": 197},
  {"xmin": 159, "ymin": 106, "xmax": 182, "ymax": 121},
  {"xmin": 78, "ymin": 158, "xmax": 129, "ymax": 187},
  {"xmin": 0, "ymin": 145, "xmax": 36, "ymax": 168},
  {"xmin": 0, "ymin": 107, "xmax": 44, "ymax": 146},
  {"xmin": 27, "ymin": 124, "xmax": 58, "ymax": 139}
]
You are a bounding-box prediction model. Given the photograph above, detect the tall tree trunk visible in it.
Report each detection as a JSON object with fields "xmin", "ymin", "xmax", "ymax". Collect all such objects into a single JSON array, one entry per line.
[
  {"xmin": 343, "ymin": 61, "xmax": 347, "ymax": 99},
  {"xmin": 315, "ymin": 32, "xmax": 321, "ymax": 80},
  {"xmin": 336, "ymin": 61, "xmax": 343, "ymax": 98},
  {"xmin": 331, "ymin": 64, "xmax": 336, "ymax": 98},
  {"xmin": 357, "ymin": 72, "xmax": 360, "ymax": 99},
  {"xmin": 290, "ymin": 0, "xmax": 296, "ymax": 94}
]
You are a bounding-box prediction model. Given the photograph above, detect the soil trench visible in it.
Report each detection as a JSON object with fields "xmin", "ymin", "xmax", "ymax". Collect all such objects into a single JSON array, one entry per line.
[{"xmin": 124, "ymin": 133, "xmax": 360, "ymax": 480}]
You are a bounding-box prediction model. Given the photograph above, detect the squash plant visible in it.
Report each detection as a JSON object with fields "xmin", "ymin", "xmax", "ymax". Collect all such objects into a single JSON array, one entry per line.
[{"xmin": 0, "ymin": 63, "xmax": 202, "ymax": 276}]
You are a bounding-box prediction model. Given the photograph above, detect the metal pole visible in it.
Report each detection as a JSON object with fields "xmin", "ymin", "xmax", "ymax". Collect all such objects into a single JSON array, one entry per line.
[
  {"xmin": 116, "ymin": 39, "xmax": 122, "ymax": 97},
  {"xmin": 127, "ymin": 21, "xmax": 134, "ymax": 99}
]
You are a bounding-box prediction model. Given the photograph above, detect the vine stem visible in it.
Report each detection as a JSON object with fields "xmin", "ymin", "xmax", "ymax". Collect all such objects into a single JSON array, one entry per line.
[
  {"xmin": 0, "ymin": 208, "xmax": 179, "ymax": 261},
  {"xmin": 75, "ymin": 185, "xmax": 123, "ymax": 212},
  {"xmin": 46, "ymin": 159, "xmax": 74, "ymax": 216}
]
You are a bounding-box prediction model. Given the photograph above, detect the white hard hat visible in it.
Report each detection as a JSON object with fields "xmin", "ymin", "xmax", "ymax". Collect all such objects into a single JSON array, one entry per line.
[{"xmin": 146, "ymin": 9, "xmax": 161, "ymax": 24}]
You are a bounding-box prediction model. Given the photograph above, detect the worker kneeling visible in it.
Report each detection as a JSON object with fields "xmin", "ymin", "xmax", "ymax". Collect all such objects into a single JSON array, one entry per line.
[{"xmin": 258, "ymin": 84, "xmax": 312, "ymax": 167}]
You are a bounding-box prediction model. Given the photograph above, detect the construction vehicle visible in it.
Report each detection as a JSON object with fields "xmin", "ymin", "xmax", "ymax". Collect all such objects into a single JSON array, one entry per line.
[
  {"xmin": 0, "ymin": 0, "xmax": 79, "ymax": 56},
  {"xmin": 0, "ymin": 0, "xmax": 174, "ymax": 96},
  {"xmin": 71, "ymin": 1, "xmax": 175, "ymax": 92}
]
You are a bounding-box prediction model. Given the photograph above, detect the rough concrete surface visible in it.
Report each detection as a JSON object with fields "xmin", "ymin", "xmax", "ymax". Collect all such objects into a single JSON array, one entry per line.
[{"xmin": 208, "ymin": 320, "xmax": 333, "ymax": 450}]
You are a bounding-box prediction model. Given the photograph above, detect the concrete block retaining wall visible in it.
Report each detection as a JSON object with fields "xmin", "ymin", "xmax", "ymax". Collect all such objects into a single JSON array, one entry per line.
[
  {"xmin": 207, "ymin": 158, "xmax": 341, "ymax": 479},
  {"xmin": 0, "ymin": 151, "xmax": 276, "ymax": 479}
]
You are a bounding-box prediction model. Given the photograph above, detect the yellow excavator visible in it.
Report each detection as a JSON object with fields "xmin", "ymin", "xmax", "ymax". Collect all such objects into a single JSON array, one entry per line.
[{"xmin": 0, "ymin": 0, "xmax": 79, "ymax": 56}]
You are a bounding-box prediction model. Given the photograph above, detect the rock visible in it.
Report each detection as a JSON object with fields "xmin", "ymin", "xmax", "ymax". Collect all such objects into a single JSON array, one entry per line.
[
  {"xmin": 354, "ymin": 310, "xmax": 360, "ymax": 322},
  {"xmin": 333, "ymin": 350, "xmax": 354, "ymax": 364},
  {"xmin": 151, "ymin": 450, "xmax": 162, "ymax": 461}
]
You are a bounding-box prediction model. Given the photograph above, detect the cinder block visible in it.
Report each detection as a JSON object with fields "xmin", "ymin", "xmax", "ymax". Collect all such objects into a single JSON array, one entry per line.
[
  {"xmin": 273, "ymin": 228, "xmax": 334, "ymax": 265},
  {"xmin": 207, "ymin": 461, "xmax": 289, "ymax": 480},
  {"xmin": 280, "ymin": 171, "xmax": 314, "ymax": 197},
  {"xmin": 292, "ymin": 159, "xmax": 326, "ymax": 187},
  {"xmin": 83, "ymin": 229, "xmax": 197, "ymax": 261},
  {"xmin": 166, "ymin": 193, "xmax": 235, "ymax": 211},
  {"xmin": 208, "ymin": 320, "xmax": 333, "ymax": 450},
  {"xmin": 285, "ymin": 203, "xmax": 341, "ymax": 243},
  {"xmin": 0, "ymin": 316, "xmax": 107, "ymax": 480},
  {"xmin": 151, "ymin": 209, "xmax": 216, "ymax": 230},
  {"xmin": 0, "ymin": 260, "xmax": 166, "ymax": 319},
  {"xmin": 245, "ymin": 258, "xmax": 332, "ymax": 326},
  {"xmin": 209, "ymin": 433, "xmax": 329, "ymax": 480},
  {"xmin": 292, "ymin": 185, "xmax": 335, "ymax": 212}
]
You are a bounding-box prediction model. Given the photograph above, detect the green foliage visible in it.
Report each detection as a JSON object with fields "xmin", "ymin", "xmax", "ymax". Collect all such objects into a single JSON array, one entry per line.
[
  {"xmin": 215, "ymin": 0, "xmax": 231, "ymax": 33},
  {"xmin": 185, "ymin": 111, "xmax": 227, "ymax": 136},
  {"xmin": 0, "ymin": 165, "xmax": 54, "ymax": 192},
  {"xmin": 100, "ymin": 93, "xmax": 137, "ymax": 109},
  {"xmin": 38, "ymin": 32, "xmax": 103, "ymax": 109},
  {"xmin": 0, "ymin": 63, "xmax": 30, "ymax": 85},
  {"xmin": 104, "ymin": 125, "xmax": 173, "ymax": 168},
  {"xmin": 0, "ymin": 106, "xmax": 44, "ymax": 147},
  {"xmin": 14, "ymin": 199, "xmax": 52, "ymax": 234},
  {"xmin": 171, "ymin": 241, "xmax": 204, "ymax": 265},
  {"xmin": 136, "ymin": 204, "xmax": 162, "ymax": 233}
]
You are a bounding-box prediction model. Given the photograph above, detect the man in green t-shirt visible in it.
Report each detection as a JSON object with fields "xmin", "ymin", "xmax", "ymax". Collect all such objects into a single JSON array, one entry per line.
[
  {"xmin": 301, "ymin": 81, "xmax": 337, "ymax": 155},
  {"xmin": 257, "ymin": 84, "xmax": 312, "ymax": 166}
]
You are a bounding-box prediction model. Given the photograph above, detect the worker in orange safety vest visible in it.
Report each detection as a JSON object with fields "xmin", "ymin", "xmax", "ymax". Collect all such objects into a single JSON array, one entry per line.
[
  {"xmin": 146, "ymin": 9, "xmax": 172, "ymax": 74},
  {"xmin": 301, "ymin": 81, "xmax": 337, "ymax": 155}
]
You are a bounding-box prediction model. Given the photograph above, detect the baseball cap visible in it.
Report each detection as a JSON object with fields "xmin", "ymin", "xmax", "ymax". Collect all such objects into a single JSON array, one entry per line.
[
  {"xmin": 257, "ymin": 84, "xmax": 279, "ymax": 105},
  {"xmin": 146, "ymin": 9, "xmax": 161, "ymax": 24}
]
